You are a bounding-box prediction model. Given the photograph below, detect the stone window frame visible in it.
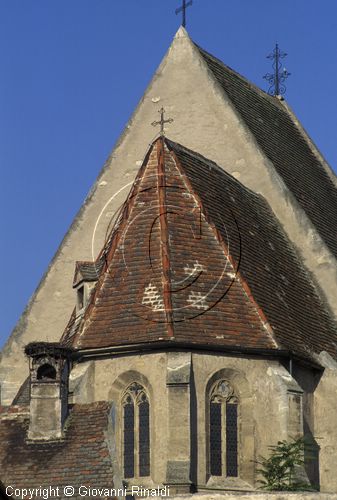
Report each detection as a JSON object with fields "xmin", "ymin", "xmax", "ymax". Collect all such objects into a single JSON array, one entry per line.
[
  {"xmin": 122, "ymin": 382, "xmax": 150, "ymax": 479},
  {"xmin": 109, "ymin": 370, "xmax": 155, "ymax": 486},
  {"xmin": 209, "ymin": 379, "xmax": 239, "ymax": 478},
  {"xmin": 205, "ymin": 368, "xmax": 254, "ymax": 489}
]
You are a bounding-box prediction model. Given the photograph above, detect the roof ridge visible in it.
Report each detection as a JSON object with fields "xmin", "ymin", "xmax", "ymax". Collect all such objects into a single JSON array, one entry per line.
[
  {"xmin": 164, "ymin": 137, "xmax": 264, "ymax": 203},
  {"xmin": 71, "ymin": 143, "xmax": 159, "ymax": 347},
  {"xmin": 194, "ymin": 41, "xmax": 337, "ymax": 265},
  {"xmin": 279, "ymin": 99, "xmax": 337, "ymax": 190},
  {"xmin": 168, "ymin": 143, "xmax": 280, "ymax": 349},
  {"xmin": 194, "ymin": 42, "xmax": 284, "ymax": 111},
  {"xmin": 72, "ymin": 139, "xmax": 176, "ymax": 348},
  {"xmin": 157, "ymin": 139, "xmax": 174, "ymax": 336}
]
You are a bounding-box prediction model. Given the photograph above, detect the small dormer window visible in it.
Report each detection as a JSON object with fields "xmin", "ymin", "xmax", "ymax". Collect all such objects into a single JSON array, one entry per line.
[
  {"xmin": 73, "ymin": 261, "xmax": 100, "ymax": 313},
  {"xmin": 77, "ymin": 285, "xmax": 84, "ymax": 311}
]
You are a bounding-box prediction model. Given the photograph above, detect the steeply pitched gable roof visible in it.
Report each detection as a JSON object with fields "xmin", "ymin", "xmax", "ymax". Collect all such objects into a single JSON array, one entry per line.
[
  {"xmin": 196, "ymin": 45, "xmax": 337, "ymax": 261},
  {"xmin": 0, "ymin": 402, "xmax": 116, "ymax": 496},
  {"xmin": 64, "ymin": 138, "xmax": 337, "ymax": 363}
]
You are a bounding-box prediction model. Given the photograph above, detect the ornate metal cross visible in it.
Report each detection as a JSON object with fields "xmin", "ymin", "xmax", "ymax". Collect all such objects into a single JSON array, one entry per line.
[
  {"xmin": 263, "ymin": 43, "xmax": 291, "ymax": 96},
  {"xmin": 151, "ymin": 107, "xmax": 173, "ymax": 136},
  {"xmin": 175, "ymin": 0, "xmax": 193, "ymax": 28}
]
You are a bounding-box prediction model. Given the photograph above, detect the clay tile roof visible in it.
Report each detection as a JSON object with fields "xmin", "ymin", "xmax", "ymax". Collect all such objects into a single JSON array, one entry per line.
[
  {"xmin": 168, "ymin": 139, "xmax": 337, "ymax": 360},
  {"xmin": 196, "ymin": 44, "xmax": 337, "ymax": 260},
  {"xmin": 0, "ymin": 402, "xmax": 116, "ymax": 498},
  {"xmin": 65, "ymin": 138, "xmax": 337, "ymax": 363}
]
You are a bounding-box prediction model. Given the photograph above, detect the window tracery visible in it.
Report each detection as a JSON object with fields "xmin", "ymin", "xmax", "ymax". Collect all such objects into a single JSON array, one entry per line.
[
  {"xmin": 209, "ymin": 380, "xmax": 238, "ymax": 477},
  {"xmin": 122, "ymin": 382, "xmax": 150, "ymax": 478}
]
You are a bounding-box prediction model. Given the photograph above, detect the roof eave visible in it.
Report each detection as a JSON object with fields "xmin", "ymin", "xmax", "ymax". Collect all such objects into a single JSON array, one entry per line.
[{"xmin": 72, "ymin": 340, "xmax": 323, "ymax": 370}]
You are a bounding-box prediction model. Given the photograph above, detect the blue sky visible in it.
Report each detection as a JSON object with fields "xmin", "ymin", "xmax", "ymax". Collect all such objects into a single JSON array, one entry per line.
[{"xmin": 0, "ymin": 0, "xmax": 337, "ymax": 348}]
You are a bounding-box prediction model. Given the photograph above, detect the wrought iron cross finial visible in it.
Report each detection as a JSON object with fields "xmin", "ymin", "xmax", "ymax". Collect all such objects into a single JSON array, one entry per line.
[
  {"xmin": 263, "ymin": 43, "xmax": 291, "ymax": 96},
  {"xmin": 175, "ymin": 0, "xmax": 193, "ymax": 28},
  {"xmin": 151, "ymin": 107, "xmax": 173, "ymax": 136}
]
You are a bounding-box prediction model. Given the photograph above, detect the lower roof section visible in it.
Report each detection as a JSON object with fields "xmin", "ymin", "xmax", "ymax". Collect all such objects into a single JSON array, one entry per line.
[{"xmin": 0, "ymin": 402, "xmax": 115, "ymax": 491}]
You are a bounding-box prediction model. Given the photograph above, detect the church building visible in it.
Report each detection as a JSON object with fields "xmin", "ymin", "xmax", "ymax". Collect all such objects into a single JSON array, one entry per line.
[{"xmin": 1, "ymin": 27, "xmax": 337, "ymax": 497}]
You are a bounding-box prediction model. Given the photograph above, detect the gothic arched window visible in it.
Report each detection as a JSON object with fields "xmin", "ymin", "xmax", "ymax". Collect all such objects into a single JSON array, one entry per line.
[
  {"xmin": 122, "ymin": 382, "xmax": 150, "ymax": 479},
  {"xmin": 209, "ymin": 380, "xmax": 238, "ymax": 477}
]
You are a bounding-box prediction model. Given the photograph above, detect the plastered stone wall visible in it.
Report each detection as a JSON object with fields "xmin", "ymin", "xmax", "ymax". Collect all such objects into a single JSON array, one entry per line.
[
  {"xmin": 28, "ymin": 383, "xmax": 63, "ymax": 440},
  {"xmin": 191, "ymin": 354, "xmax": 303, "ymax": 489},
  {"xmin": 71, "ymin": 351, "xmax": 305, "ymax": 491},
  {"xmin": 2, "ymin": 28, "xmax": 337, "ymax": 408},
  {"xmin": 86, "ymin": 352, "xmax": 168, "ymax": 487}
]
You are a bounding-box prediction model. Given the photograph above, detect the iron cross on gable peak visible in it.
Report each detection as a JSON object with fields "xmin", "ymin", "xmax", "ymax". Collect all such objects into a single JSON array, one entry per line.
[
  {"xmin": 151, "ymin": 107, "xmax": 173, "ymax": 136},
  {"xmin": 175, "ymin": 0, "xmax": 193, "ymax": 28}
]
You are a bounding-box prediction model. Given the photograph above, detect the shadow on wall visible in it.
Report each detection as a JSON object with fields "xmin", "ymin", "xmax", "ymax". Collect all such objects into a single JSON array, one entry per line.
[
  {"xmin": 303, "ymin": 417, "xmax": 320, "ymax": 491},
  {"xmin": 289, "ymin": 361, "xmax": 323, "ymax": 491}
]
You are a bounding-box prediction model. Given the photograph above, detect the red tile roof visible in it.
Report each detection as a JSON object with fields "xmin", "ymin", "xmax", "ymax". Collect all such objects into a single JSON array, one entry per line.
[
  {"xmin": 63, "ymin": 138, "xmax": 337, "ymax": 362},
  {"xmin": 0, "ymin": 402, "xmax": 116, "ymax": 497}
]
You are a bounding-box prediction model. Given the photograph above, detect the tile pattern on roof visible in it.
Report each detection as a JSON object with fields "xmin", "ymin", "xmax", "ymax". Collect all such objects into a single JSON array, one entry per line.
[
  {"xmin": 61, "ymin": 308, "xmax": 83, "ymax": 347},
  {"xmin": 169, "ymin": 140, "xmax": 337, "ymax": 360},
  {"xmin": 197, "ymin": 45, "xmax": 337, "ymax": 261},
  {"xmin": 160, "ymin": 144, "xmax": 276, "ymax": 348},
  {"xmin": 63, "ymin": 137, "xmax": 337, "ymax": 360},
  {"xmin": 0, "ymin": 402, "xmax": 115, "ymax": 498},
  {"xmin": 73, "ymin": 146, "xmax": 168, "ymax": 348},
  {"xmin": 70, "ymin": 139, "xmax": 278, "ymax": 351}
]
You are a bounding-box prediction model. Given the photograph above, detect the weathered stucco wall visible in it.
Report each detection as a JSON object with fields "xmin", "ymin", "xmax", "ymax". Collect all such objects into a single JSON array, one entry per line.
[
  {"xmin": 191, "ymin": 355, "xmax": 303, "ymax": 490},
  {"xmin": 85, "ymin": 352, "xmax": 168, "ymax": 488},
  {"xmin": 70, "ymin": 351, "xmax": 306, "ymax": 492}
]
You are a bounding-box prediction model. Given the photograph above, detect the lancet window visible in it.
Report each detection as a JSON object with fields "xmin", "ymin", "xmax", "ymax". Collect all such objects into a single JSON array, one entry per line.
[
  {"xmin": 209, "ymin": 380, "xmax": 238, "ymax": 477},
  {"xmin": 122, "ymin": 382, "xmax": 150, "ymax": 478}
]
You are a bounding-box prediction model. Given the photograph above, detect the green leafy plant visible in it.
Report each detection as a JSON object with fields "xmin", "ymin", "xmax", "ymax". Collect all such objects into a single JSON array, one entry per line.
[{"xmin": 255, "ymin": 437, "xmax": 315, "ymax": 491}]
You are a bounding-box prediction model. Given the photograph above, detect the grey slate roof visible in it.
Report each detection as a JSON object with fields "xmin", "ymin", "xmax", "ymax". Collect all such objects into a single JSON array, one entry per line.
[{"xmin": 197, "ymin": 45, "xmax": 337, "ymax": 261}]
